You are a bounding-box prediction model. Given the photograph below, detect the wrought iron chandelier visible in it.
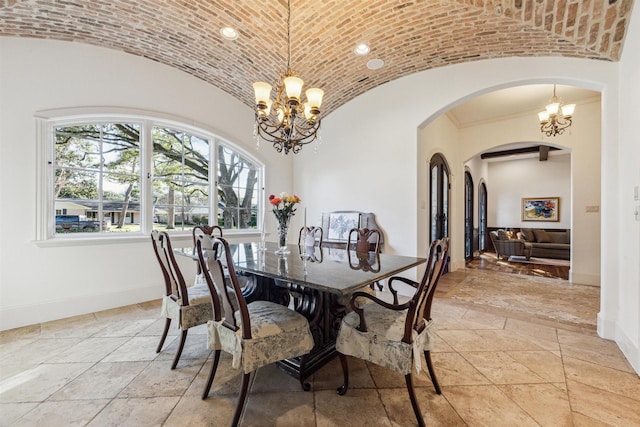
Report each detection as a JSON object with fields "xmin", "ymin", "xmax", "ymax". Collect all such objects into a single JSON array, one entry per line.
[
  {"xmin": 252, "ymin": 0, "xmax": 324, "ymax": 155},
  {"xmin": 537, "ymin": 85, "xmax": 576, "ymax": 137}
]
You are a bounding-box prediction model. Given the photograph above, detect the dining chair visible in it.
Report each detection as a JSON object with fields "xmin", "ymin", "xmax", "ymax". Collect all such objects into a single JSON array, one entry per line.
[
  {"xmin": 298, "ymin": 226, "xmax": 324, "ymax": 263},
  {"xmin": 347, "ymin": 227, "xmax": 382, "ymax": 290},
  {"xmin": 347, "ymin": 227, "xmax": 381, "ymax": 253},
  {"xmin": 299, "ymin": 225, "xmax": 323, "ymax": 247},
  {"xmin": 192, "ymin": 225, "xmax": 223, "ymax": 277},
  {"xmin": 151, "ymin": 230, "xmax": 212, "ymax": 370},
  {"xmin": 335, "ymin": 238, "xmax": 449, "ymax": 427},
  {"xmin": 196, "ymin": 234, "xmax": 315, "ymax": 427}
]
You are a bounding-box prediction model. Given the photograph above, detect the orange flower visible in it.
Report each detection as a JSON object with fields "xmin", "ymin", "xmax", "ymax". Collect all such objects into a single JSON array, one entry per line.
[{"xmin": 269, "ymin": 191, "xmax": 301, "ymax": 223}]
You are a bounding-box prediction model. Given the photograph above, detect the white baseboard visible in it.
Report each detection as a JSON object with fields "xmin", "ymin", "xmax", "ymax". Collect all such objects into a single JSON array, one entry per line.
[
  {"xmin": 597, "ymin": 312, "xmax": 640, "ymax": 376},
  {"xmin": 570, "ymin": 271, "xmax": 600, "ymax": 286},
  {"xmin": 0, "ymin": 285, "xmax": 158, "ymax": 331},
  {"xmin": 597, "ymin": 312, "xmax": 617, "ymax": 339},
  {"xmin": 614, "ymin": 324, "xmax": 640, "ymax": 376}
]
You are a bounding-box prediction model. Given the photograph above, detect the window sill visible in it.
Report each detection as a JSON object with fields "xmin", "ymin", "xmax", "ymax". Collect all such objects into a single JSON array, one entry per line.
[{"xmin": 33, "ymin": 230, "xmax": 266, "ymax": 248}]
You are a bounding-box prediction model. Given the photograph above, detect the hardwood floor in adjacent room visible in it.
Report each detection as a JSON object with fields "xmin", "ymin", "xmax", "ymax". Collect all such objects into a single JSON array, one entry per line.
[{"xmin": 466, "ymin": 251, "xmax": 570, "ymax": 280}]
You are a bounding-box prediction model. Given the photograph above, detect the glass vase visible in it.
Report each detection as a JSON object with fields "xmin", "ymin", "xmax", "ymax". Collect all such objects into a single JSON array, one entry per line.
[{"xmin": 275, "ymin": 216, "xmax": 291, "ymax": 254}]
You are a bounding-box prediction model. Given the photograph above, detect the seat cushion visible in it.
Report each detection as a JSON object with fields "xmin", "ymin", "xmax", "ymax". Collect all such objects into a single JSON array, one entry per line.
[
  {"xmin": 207, "ymin": 300, "xmax": 314, "ymax": 373},
  {"xmin": 336, "ymin": 302, "xmax": 435, "ymax": 375},
  {"xmin": 160, "ymin": 284, "xmax": 213, "ymax": 329}
]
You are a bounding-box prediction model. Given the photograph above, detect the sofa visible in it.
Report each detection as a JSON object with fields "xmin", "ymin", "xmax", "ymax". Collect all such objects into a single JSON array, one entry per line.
[{"xmin": 519, "ymin": 228, "xmax": 571, "ymax": 260}]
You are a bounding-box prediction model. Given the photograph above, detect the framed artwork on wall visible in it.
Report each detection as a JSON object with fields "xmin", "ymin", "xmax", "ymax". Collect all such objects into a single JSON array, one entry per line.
[{"xmin": 522, "ymin": 197, "xmax": 560, "ymax": 222}]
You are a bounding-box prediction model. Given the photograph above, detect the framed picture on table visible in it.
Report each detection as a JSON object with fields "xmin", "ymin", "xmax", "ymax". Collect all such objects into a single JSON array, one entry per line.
[
  {"xmin": 522, "ymin": 197, "xmax": 560, "ymax": 222},
  {"xmin": 327, "ymin": 212, "xmax": 360, "ymax": 241}
]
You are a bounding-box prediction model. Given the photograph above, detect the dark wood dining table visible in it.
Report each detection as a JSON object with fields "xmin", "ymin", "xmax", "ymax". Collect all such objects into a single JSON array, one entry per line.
[{"xmin": 177, "ymin": 241, "xmax": 426, "ymax": 379}]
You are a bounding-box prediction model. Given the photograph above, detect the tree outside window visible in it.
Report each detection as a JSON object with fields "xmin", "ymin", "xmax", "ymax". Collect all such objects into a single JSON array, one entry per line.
[
  {"xmin": 55, "ymin": 123, "xmax": 141, "ymax": 233},
  {"xmin": 52, "ymin": 118, "xmax": 261, "ymax": 236}
]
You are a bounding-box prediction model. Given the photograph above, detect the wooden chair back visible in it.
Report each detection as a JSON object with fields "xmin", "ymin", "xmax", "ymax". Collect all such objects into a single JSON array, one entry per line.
[
  {"xmin": 299, "ymin": 226, "xmax": 323, "ymax": 247},
  {"xmin": 151, "ymin": 230, "xmax": 189, "ymax": 304},
  {"xmin": 192, "ymin": 225, "xmax": 223, "ymax": 246},
  {"xmin": 196, "ymin": 234, "xmax": 252, "ymax": 339},
  {"xmin": 192, "ymin": 225, "xmax": 223, "ymax": 274},
  {"xmin": 347, "ymin": 228, "xmax": 381, "ymax": 253},
  {"xmin": 403, "ymin": 238, "xmax": 449, "ymax": 343}
]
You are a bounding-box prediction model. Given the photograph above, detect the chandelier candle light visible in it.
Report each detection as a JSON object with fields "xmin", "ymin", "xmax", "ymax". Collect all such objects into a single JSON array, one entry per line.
[
  {"xmin": 269, "ymin": 192, "xmax": 301, "ymax": 254},
  {"xmin": 538, "ymin": 84, "xmax": 576, "ymax": 137},
  {"xmin": 253, "ymin": 0, "xmax": 324, "ymax": 155}
]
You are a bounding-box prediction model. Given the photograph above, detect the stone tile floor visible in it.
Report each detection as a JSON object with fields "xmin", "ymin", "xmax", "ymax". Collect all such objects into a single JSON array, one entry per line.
[{"xmin": 1, "ymin": 269, "xmax": 638, "ymax": 426}]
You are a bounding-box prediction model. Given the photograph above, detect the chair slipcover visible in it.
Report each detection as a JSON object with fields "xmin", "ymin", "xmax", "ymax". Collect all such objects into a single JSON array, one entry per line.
[
  {"xmin": 160, "ymin": 285, "xmax": 212, "ymax": 330},
  {"xmin": 337, "ymin": 303, "xmax": 435, "ymax": 375},
  {"xmin": 207, "ymin": 300, "xmax": 314, "ymax": 373}
]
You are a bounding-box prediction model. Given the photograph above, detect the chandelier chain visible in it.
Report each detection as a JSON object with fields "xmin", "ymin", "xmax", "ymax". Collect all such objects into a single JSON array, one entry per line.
[
  {"xmin": 252, "ymin": 0, "xmax": 324, "ymax": 154},
  {"xmin": 287, "ymin": 0, "xmax": 291, "ymax": 71}
]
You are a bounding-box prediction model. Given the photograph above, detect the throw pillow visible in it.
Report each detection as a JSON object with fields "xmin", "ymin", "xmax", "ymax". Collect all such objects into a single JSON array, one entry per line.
[
  {"xmin": 520, "ymin": 228, "xmax": 535, "ymax": 242},
  {"xmin": 497, "ymin": 230, "xmax": 510, "ymax": 240},
  {"xmin": 534, "ymin": 229, "xmax": 553, "ymax": 243}
]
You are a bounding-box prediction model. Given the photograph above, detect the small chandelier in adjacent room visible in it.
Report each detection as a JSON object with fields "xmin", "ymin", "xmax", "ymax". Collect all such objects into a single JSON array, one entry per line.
[
  {"xmin": 253, "ymin": 0, "xmax": 324, "ymax": 155},
  {"xmin": 537, "ymin": 85, "xmax": 576, "ymax": 137}
]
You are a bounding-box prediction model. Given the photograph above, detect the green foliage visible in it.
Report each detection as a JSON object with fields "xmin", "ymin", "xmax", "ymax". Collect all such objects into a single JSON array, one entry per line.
[{"xmin": 54, "ymin": 121, "xmax": 260, "ymax": 230}]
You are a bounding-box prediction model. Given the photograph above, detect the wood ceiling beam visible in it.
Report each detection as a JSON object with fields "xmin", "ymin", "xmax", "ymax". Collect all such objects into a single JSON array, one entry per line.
[{"xmin": 480, "ymin": 145, "xmax": 559, "ymax": 160}]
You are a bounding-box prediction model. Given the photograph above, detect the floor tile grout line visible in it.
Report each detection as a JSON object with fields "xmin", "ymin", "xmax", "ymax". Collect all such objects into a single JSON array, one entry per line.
[
  {"xmin": 3, "ymin": 294, "xmax": 636, "ymax": 426},
  {"xmin": 559, "ymin": 340, "xmax": 580, "ymax": 426}
]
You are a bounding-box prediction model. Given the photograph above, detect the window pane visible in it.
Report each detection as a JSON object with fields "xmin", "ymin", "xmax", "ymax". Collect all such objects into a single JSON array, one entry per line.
[
  {"xmin": 54, "ymin": 123, "xmax": 141, "ymax": 234},
  {"xmin": 152, "ymin": 126, "xmax": 210, "ymax": 231},
  {"xmin": 55, "ymin": 125, "xmax": 102, "ymax": 169},
  {"xmin": 217, "ymin": 144, "xmax": 259, "ymax": 230}
]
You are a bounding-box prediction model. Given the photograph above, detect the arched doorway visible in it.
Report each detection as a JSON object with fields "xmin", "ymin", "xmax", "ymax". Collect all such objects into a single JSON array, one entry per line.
[
  {"xmin": 429, "ymin": 153, "xmax": 450, "ymax": 243},
  {"xmin": 464, "ymin": 170, "xmax": 474, "ymax": 260},
  {"xmin": 478, "ymin": 181, "xmax": 487, "ymax": 251}
]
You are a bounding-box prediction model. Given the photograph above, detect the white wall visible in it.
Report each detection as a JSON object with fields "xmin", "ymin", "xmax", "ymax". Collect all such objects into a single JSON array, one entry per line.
[
  {"xmin": 0, "ymin": 38, "xmax": 292, "ymax": 330},
  {"xmin": 463, "ymin": 155, "xmax": 487, "ymax": 231},
  {"xmin": 611, "ymin": 0, "xmax": 640, "ymax": 375},
  {"xmin": 487, "ymin": 154, "xmax": 571, "ymax": 229}
]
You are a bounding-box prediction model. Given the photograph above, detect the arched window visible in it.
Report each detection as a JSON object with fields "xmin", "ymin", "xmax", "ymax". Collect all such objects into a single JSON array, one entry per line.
[{"xmin": 36, "ymin": 109, "xmax": 263, "ymax": 241}]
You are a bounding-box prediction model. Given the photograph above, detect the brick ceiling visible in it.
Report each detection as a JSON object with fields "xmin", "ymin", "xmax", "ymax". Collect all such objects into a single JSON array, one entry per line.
[{"xmin": 1, "ymin": 0, "xmax": 634, "ymax": 117}]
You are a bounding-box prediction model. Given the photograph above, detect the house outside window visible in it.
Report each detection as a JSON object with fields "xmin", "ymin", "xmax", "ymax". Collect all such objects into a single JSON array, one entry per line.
[{"xmin": 37, "ymin": 110, "xmax": 263, "ymax": 240}]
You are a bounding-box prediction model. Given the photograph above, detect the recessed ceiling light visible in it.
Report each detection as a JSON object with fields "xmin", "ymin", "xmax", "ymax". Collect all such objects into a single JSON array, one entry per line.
[
  {"xmin": 354, "ymin": 43, "xmax": 370, "ymax": 56},
  {"xmin": 366, "ymin": 58, "xmax": 384, "ymax": 70},
  {"xmin": 220, "ymin": 27, "xmax": 238, "ymax": 40}
]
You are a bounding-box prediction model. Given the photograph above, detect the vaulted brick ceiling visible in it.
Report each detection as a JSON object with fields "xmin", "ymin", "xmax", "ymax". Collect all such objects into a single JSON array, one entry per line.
[{"xmin": 2, "ymin": 0, "xmax": 633, "ymax": 116}]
